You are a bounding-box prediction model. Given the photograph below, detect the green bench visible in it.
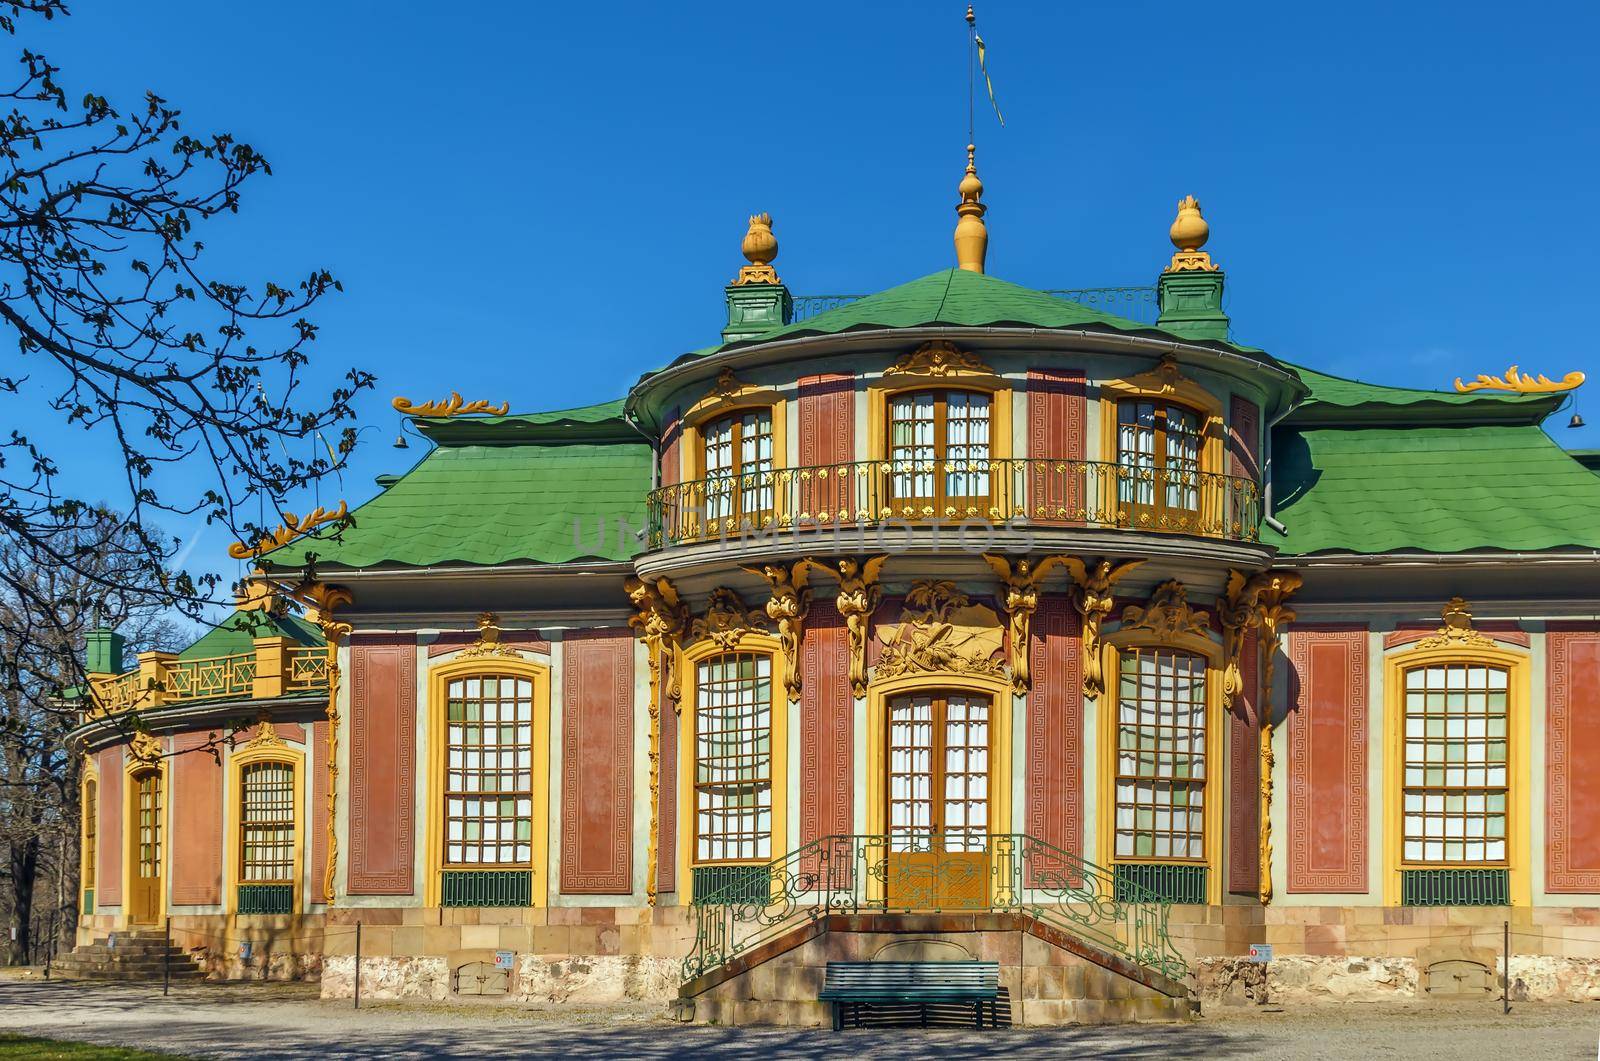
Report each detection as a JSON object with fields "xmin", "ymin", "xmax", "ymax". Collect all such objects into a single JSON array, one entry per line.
[{"xmin": 818, "ymin": 960, "xmax": 1001, "ymax": 1030}]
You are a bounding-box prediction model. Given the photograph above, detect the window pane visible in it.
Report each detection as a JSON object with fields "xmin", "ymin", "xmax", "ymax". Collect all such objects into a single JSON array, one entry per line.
[
  {"xmin": 695, "ymin": 654, "xmax": 773, "ymax": 862},
  {"xmin": 240, "ymin": 761, "xmax": 296, "ymax": 884},
  {"xmin": 1401, "ymin": 663, "xmax": 1509, "ymax": 865},
  {"xmin": 443, "ymin": 674, "xmax": 536, "ymax": 866},
  {"xmin": 1114, "ymin": 648, "xmax": 1206, "ymax": 863}
]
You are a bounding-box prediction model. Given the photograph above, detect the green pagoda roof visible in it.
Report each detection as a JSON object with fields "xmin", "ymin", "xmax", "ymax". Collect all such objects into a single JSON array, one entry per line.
[
  {"xmin": 696, "ymin": 269, "xmax": 1267, "ymax": 359},
  {"xmin": 179, "ymin": 610, "xmax": 323, "ymax": 660},
  {"xmin": 1268, "ymin": 423, "xmax": 1600, "ymax": 555},
  {"xmin": 1284, "ymin": 364, "xmax": 1563, "ymax": 425}
]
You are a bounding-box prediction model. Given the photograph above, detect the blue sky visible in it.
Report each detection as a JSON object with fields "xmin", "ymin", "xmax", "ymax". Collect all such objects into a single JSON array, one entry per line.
[{"xmin": 20, "ymin": 1, "xmax": 1599, "ymax": 626}]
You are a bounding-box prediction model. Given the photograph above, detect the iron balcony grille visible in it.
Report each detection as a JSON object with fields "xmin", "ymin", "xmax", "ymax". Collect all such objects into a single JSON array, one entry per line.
[
  {"xmin": 646, "ymin": 457, "xmax": 1261, "ymax": 550},
  {"xmin": 440, "ymin": 869, "xmax": 532, "ymax": 908},
  {"xmin": 1113, "ymin": 863, "xmax": 1208, "ymax": 905},
  {"xmin": 1401, "ymin": 869, "xmax": 1509, "ymax": 907},
  {"xmin": 235, "ymin": 883, "xmax": 295, "ymax": 915},
  {"xmin": 691, "ymin": 864, "xmax": 773, "ymax": 906}
]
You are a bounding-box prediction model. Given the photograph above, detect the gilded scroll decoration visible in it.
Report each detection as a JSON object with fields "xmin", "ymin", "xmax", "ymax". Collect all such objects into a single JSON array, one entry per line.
[
  {"xmin": 390, "ymin": 393, "xmax": 511, "ymax": 417},
  {"xmin": 814, "ymin": 555, "xmax": 887, "ymax": 698},
  {"xmin": 982, "ymin": 554, "xmax": 1072, "ymax": 694},
  {"xmin": 1251, "ymin": 571, "xmax": 1301, "ymax": 906},
  {"xmin": 459, "ymin": 612, "xmax": 525, "ymax": 660},
  {"xmin": 1416, "ymin": 596, "xmax": 1497, "ymax": 651},
  {"xmin": 1217, "ymin": 569, "xmax": 1298, "ymax": 711},
  {"xmin": 876, "ymin": 580, "xmax": 1006, "ymax": 682},
  {"xmin": 129, "ymin": 731, "xmax": 163, "ymax": 764},
  {"xmin": 1452, "ymin": 365, "xmax": 1585, "ymax": 394},
  {"xmin": 226, "ymin": 502, "xmax": 351, "ymax": 560},
  {"xmin": 625, "ymin": 576, "xmax": 689, "ymax": 907},
  {"xmin": 1120, "ymin": 579, "xmax": 1210, "ymax": 641},
  {"xmin": 1063, "ymin": 557, "xmax": 1146, "ymax": 700},
  {"xmin": 742, "ymin": 560, "xmax": 818, "ymax": 703},
  {"xmin": 242, "ymin": 715, "xmax": 286, "ymax": 751},
  {"xmin": 689, "ymin": 587, "xmax": 770, "ymax": 650},
  {"xmin": 883, "ymin": 340, "xmax": 994, "ymax": 378}
]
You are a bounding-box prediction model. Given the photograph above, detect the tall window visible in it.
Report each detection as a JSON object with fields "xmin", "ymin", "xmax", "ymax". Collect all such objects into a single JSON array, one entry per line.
[
  {"xmin": 695, "ymin": 653, "xmax": 772, "ymax": 862},
  {"xmin": 239, "ymin": 761, "xmax": 296, "ymax": 884},
  {"xmin": 444, "ymin": 675, "xmax": 534, "ymax": 866},
  {"xmin": 1402, "ymin": 663, "xmax": 1509, "ymax": 865},
  {"xmin": 703, "ymin": 409, "xmax": 774, "ymax": 525},
  {"xmin": 83, "ymin": 779, "xmax": 97, "ymax": 895},
  {"xmin": 1117, "ymin": 399, "xmax": 1201, "ymax": 516},
  {"xmin": 1114, "ymin": 648, "xmax": 1207, "ymax": 861},
  {"xmin": 889, "ymin": 390, "xmax": 991, "ymax": 512},
  {"xmin": 136, "ymin": 770, "xmax": 162, "ymax": 878},
  {"xmin": 887, "ymin": 692, "xmax": 990, "ymax": 853}
]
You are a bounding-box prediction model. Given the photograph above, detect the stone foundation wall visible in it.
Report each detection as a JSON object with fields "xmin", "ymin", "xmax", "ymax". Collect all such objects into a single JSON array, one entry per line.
[
  {"xmin": 1198, "ymin": 954, "xmax": 1600, "ymax": 1006},
  {"xmin": 75, "ymin": 912, "xmax": 325, "ymax": 982}
]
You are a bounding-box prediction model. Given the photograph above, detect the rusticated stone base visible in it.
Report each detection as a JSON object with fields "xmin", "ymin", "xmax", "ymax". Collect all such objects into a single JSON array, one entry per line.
[
  {"xmin": 515, "ymin": 955, "xmax": 678, "ymax": 1005},
  {"xmin": 1507, "ymin": 956, "xmax": 1600, "ymax": 1002},
  {"xmin": 321, "ymin": 955, "xmax": 450, "ymax": 1001},
  {"xmin": 679, "ymin": 913, "xmax": 1196, "ymax": 1027},
  {"xmin": 1201, "ymin": 954, "xmax": 1600, "ymax": 1005}
]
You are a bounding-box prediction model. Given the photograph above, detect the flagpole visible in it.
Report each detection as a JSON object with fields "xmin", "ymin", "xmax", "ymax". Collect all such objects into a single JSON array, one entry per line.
[{"xmin": 966, "ymin": 5, "xmax": 976, "ymax": 149}]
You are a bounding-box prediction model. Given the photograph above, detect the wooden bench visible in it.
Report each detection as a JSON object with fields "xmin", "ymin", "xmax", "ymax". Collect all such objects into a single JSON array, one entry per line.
[{"xmin": 818, "ymin": 960, "xmax": 1001, "ymax": 1030}]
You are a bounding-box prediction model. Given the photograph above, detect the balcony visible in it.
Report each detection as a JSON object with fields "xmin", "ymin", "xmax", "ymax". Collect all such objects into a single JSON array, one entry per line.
[
  {"xmin": 646, "ymin": 458, "xmax": 1260, "ymax": 551},
  {"xmin": 86, "ymin": 641, "xmax": 329, "ymax": 717}
]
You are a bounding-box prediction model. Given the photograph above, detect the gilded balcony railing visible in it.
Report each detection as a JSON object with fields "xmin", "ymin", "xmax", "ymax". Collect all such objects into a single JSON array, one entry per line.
[
  {"xmin": 86, "ymin": 640, "xmax": 329, "ymax": 717},
  {"xmin": 647, "ymin": 457, "xmax": 1260, "ymax": 550},
  {"xmin": 89, "ymin": 670, "xmax": 142, "ymax": 713},
  {"xmin": 682, "ymin": 833, "xmax": 1187, "ymax": 984}
]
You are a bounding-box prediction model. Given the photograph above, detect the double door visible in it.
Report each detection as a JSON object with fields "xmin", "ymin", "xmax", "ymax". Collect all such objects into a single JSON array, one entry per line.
[{"xmin": 885, "ymin": 691, "xmax": 991, "ymax": 908}]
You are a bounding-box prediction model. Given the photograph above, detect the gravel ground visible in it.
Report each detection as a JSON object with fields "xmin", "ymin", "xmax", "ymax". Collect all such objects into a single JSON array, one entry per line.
[{"xmin": 1, "ymin": 978, "xmax": 1597, "ymax": 1060}]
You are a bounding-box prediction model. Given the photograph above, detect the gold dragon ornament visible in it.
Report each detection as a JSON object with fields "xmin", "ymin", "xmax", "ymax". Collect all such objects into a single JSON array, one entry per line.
[
  {"xmin": 226, "ymin": 502, "xmax": 351, "ymax": 560},
  {"xmin": 982, "ymin": 554, "xmax": 1074, "ymax": 694},
  {"xmin": 812, "ymin": 556, "xmax": 888, "ymax": 698},
  {"xmin": 1062, "ymin": 557, "xmax": 1147, "ymax": 700},
  {"xmin": 742, "ymin": 561, "xmax": 820, "ymax": 704}
]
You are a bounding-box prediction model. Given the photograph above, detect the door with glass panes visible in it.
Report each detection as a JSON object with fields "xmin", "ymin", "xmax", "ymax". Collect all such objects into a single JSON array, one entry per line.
[
  {"xmin": 128, "ymin": 768, "xmax": 163, "ymax": 923},
  {"xmin": 885, "ymin": 691, "xmax": 990, "ymax": 908}
]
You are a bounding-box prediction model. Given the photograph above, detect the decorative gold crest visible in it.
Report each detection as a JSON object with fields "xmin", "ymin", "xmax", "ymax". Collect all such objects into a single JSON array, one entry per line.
[
  {"xmin": 1416, "ymin": 596, "xmax": 1497, "ymax": 650},
  {"xmin": 129, "ymin": 731, "xmax": 164, "ymax": 764},
  {"xmin": 243, "ymin": 715, "xmax": 286, "ymax": 750},
  {"xmin": 812, "ymin": 556, "xmax": 888, "ymax": 698},
  {"xmin": 1064, "ymin": 557, "xmax": 1147, "ymax": 700},
  {"xmin": 1453, "ymin": 365, "xmax": 1585, "ymax": 394},
  {"xmin": 742, "ymin": 560, "xmax": 820, "ymax": 703},
  {"xmin": 227, "ymin": 502, "xmax": 351, "ymax": 560},
  {"xmin": 689, "ymin": 588, "xmax": 770, "ymax": 649},
  {"xmin": 883, "ymin": 340, "xmax": 994, "ymax": 378},
  {"xmin": 876, "ymin": 580, "xmax": 1006, "ymax": 682},
  {"xmin": 390, "ymin": 393, "xmax": 511, "ymax": 417},
  {"xmin": 460, "ymin": 612, "xmax": 524, "ymax": 660},
  {"xmin": 1120, "ymin": 579, "xmax": 1210, "ymax": 640},
  {"xmin": 982, "ymin": 554, "xmax": 1074, "ymax": 694}
]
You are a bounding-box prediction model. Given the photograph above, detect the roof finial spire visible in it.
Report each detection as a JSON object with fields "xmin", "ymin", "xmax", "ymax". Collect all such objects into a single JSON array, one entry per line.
[
  {"xmin": 733, "ymin": 212, "xmax": 781, "ymax": 286},
  {"xmin": 1167, "ymin": 195, "xmax": 1219, "ymax": 272},
  {"xmin": 954, "ymin": 144, "xmax": 988, "ymax": 273}
]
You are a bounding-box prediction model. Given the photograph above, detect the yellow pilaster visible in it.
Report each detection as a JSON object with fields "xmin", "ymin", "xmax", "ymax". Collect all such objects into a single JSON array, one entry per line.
[
  {"xmin": 136, "ymin": 651, "xmax": 176, "ymax": 708},
  {"xmin": 251, "ymin": 636, "xmax": 288, "ymax": 699}
]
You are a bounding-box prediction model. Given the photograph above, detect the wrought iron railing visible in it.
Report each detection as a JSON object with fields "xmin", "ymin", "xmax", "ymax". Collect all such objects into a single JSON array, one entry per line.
[
  {"xmin": 647, "ymin": 457, "xmax": 1259, "ymax": 550},
  {"xmin": 681, "ymin": 833, "xmax": 1187, "ymax": 984},
  {"xmin": 789, "ymin": 286, "xmax": 1159, "ymax": 326}
]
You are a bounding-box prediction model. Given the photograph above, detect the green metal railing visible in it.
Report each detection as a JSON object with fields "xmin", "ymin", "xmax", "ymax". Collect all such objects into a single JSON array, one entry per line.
[
  {"xmin": 1114, "ymin": 863, "xmax": 1208, "ymax": 905},
  {"xmin": 1402, "ymin": 869, "xmax": 1509, "ymax": 907},
  {"xmin": 441, "ymin": 869, "xmax": 533, "ymax": 907},
  {"xmin": 681, "ymin": 833, "xmax": 1187, "ymax": 984},
  {"xmin": 647, "ymin": 457, "xmax": 1260, "ymax": 550},
  {"xmin": 236, "ymin": 883, "xmax": 295, "ymax": 915},
  {"xmin": 789, "ymin": 286, "xmax": 1160, "ymax": 326},
  {"xmin": 692, "ymin": 864, "xmax": 772, "ymax": 906}
]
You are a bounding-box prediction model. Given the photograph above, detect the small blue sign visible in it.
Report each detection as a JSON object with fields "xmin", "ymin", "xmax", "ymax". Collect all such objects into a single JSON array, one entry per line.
[
  {"xmin": 1248, "ymin": 943, "xmax": 1273, "ymax": 963},
  {"xmin": 494, "ymin": 949, "xmax": 515, "ymax": 971}
]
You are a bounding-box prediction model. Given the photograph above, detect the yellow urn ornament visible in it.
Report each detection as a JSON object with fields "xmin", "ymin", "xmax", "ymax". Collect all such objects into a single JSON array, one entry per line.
[
  {"xmin": 733, "ymin": 213, "xmax": 781, "ymax": 286},
  {"xmin": 1167, "ymin": 195, "xmax": 1219, "ymax": 272}
]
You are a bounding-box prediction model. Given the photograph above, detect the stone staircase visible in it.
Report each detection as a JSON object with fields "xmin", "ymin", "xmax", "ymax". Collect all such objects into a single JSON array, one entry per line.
[{"xmin": 52, "ymin": 930, "xmax": 206, "ymax": 982}]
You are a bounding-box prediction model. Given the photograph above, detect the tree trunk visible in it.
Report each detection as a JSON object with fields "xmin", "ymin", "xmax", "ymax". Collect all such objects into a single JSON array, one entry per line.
[{"xmin": 7, "ymin": 832, "xmax": 38, "ymax": 965}]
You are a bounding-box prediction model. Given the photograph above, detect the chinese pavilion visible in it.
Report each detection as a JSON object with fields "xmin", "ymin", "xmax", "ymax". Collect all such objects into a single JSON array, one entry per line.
[{"xmin": 68, "ymin": 154, "xmax": 1600, "ymax": 1022}]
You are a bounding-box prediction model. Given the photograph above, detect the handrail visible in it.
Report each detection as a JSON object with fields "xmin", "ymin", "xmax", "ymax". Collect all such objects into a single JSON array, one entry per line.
[
  {"xmin": 681, "ymin": 832, "xmax": 1188, "ymax": 984},
  {"xmin": 285, "ymin": 646, "xmax": 330, "ymax": 691},
  {"xmin": 87, "ymin": 643, "xmax": 330, "ymax": 715},
  {"xmin": 647, "ymin": 457, "xmax": 1260, "ymax": 550}
]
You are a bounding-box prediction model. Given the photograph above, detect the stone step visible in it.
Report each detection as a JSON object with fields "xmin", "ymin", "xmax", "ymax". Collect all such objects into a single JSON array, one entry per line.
[
  {"xmin": 56, "ymin": 956, "xmax": 194, "ymax": 970},
  {"xmin": 53, "ymin": 968, "xmax": 205, "ymax": 982}
]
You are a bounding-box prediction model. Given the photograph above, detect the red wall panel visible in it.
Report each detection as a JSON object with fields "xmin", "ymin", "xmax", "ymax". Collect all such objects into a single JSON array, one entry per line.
[
  {"xmin": 1026, "ymin": 594, "xmax": 1083, "ymax": 884},
  {"xmin": 349, "ymin": 634, "xmax": 416, "ymax": 895},
  {"xmin": 1227, "ymin": 630, "xmax": 1260, "ymax": 894},
  {"xmin": 170, "ymin": 731, "xmax": 222, "ymax": 906},
  {"xmin": 96, "ymin": 746, "xmax": 123, "ymax": 906},
  {"xmin": 1228, "ymin": 394, "xmax": 1260, "ymax": 481},
  {"xmin": 1026, "ymin": 368, "xmax": 1086, "ymax": 521},
  {"xmin": 800, "ymin": 600, "xmax": 852, "ymax": 868},
  {"xmin": 798, "ymin": 373, "xmax": 855, "ymax": 520},
  {"xmin": 560, "ymin": 627, "xmax": 635, "ymax": 894},
  {"xmin": 1547, "ymin": 623, "xmax": 1600, "ymax": 891},
  {"xmin": 1286, "ymin": 626, "xmax": 1369, "ymax": 893}
]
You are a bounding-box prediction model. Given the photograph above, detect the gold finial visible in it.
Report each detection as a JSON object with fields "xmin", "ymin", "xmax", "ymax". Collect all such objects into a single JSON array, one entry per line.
[
  {"xmin": 954, "ymin": 144, "xmax": 988, "ymax": 274},
  {"xmin": 1167, "ymin": 194, "xmax": 1219, "ymax": 272},
  {"xmin": 732, "ymin": 212, "xmax": 781, "ymax": 286},
  {"xmin": 391, "ymin": 394, "xmax": 511, "ymax": 418},
  {"xmin": 1453, "ymin": 364, "xmax": 1586, "ymax": 394}
]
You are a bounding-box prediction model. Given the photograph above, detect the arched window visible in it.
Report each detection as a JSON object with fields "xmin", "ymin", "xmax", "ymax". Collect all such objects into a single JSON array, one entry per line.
[
  {"xmin": 1117, "ymin": 398, "xmax": 1202, "ymax": 519},
  {"xmin": 702, "ymin": 408, "xmax": 774, "ymax": 527},
  {"xmin": 237, "ymin": 760, "xmax": 297, "ymax": 914},
  {"xmin": 82, "ymin": 777, "xmax": 97, "ymax": 912},
  {"xmin": 443, "ymin": 674, "xmax": 535, "ymax": 868},
  {"xmin": 694, "ymin": 652, "xmax": 773, "ymax": 863},
  {"xmin": 1112, "ymin": 646, "xmax": 1209, "ymax": 901},
  {"xmin": 888, "ymin": 390, "xmax": 991, "ymax": 513},
  {"xmin": 1401, "ymin": 662, "xmax": 1508, "ymax": 867}
]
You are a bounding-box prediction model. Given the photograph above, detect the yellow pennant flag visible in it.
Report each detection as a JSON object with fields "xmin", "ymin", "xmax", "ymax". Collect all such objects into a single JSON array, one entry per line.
[{"xmin": 974, "ymin": 34, "xmax": 1004, "ymax": 126}]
